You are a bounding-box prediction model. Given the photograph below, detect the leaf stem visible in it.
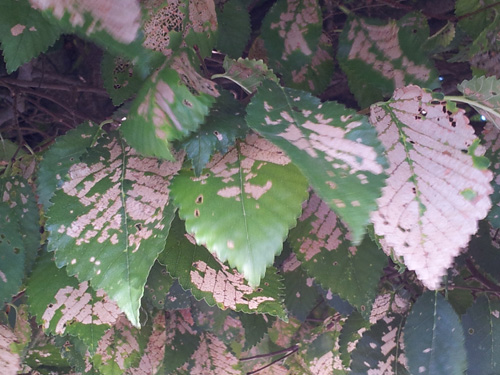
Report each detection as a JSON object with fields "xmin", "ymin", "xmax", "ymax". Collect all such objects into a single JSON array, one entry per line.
[
  {"xmin": 445, "ymin": 95, "xmax": 500, "ymax": 120},
  {"xmin": 240, "ymin": 344, "xmax": 299, "ymax": 361}
]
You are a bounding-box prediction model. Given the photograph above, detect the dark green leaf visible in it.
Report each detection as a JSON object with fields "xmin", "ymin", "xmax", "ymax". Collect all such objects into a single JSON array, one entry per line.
[
  {"xmin": 143, "ymin": 261, "xmax": 175, "ymax": 310},
  {"xmin": 238, "ymin": 312, "xmax": 273, "ymax": 351},
  {"xmin": 467, "ymin": 220, "xmax": 500, "ymax": 283},
  {"xmin": 215, "ymin": 0, "xmax": 251, "ymax": 58},
  {"xmin": 338, "ymin": 311, "xmax": 370, "ymax": 367},
  {"xmin": 163, "ymin": 281, "xmax": 193, "ymax": 311},
  {"xmin": 482, "ymin": 123, "xmax": 500, "ymax": 227}
]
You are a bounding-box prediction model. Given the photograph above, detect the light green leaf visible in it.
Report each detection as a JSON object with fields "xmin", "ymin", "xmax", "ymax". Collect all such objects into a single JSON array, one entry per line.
[
  {"xmin": 37, "ymin": 121, "xmax": 102, "ymax": 210},
  {"xmin": 212, "ymin": 57, "xmax": 279, "ymax": 95},
  {"xmin": 26, "ymin": 251, "xmax": 120, "ymax": 354},
  {"xmin": 462, "ymin": 295, "xmax": 500, "ymax": 374},
  {"xmin": 370, "ymin": 85, "xmax": 493, "ymax": 290},
  {"xmin": 121, "ymin": 56, "xmax": 218, "ymax": 160},
  {"xmin": 247, "ymin": 80, "xmax": 387, "ymax": 243},
  {"xmin": 159, "ymin": 215, "xmax": 287, "ymax": 319},
  {"xmin": 181, "ymin": 90, "xmax": 249, "ymax": 176},
  {"xmin": 46, "ymin": 131, "xmax": 183, "ymax": 326},
  {"xmin": 0, "ymin": 0, "xmax": 61, "ymax": 73},
  {"xmin": 404, "ymin": 291, "xmax": 466, "ymax": 375},
  {"xmin": 338, "ymin": 13, "xmax": 440, "ymax": 108},
  {"xmin": 458, "ymin": 76, "xmax": 500, "ymax": 130},
  {"xmin": 215, "ymin": 0, "xmax": 251, "ymax": 58},
  {"xmin": 171, "ymin": 133, "xmax": 308, "ymax": 287},
  {"xmin": 289, "ymin": 194, "xmax": 387, "ymax": 318}
]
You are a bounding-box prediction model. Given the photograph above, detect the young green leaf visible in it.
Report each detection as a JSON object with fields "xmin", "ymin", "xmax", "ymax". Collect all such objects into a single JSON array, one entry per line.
[
  {"xmin": 288, "ymin": 194, "xmax": 387, "ymax": 318},
  {"xmin": 0, "ymin": 324, "xmax": 20, "ymax": 375},
  {"xmin": 404, "ymin": 291, "xmax": 466, "ymax": 375},
  {"xmin": 338, "ymin": 13, "xmax": 440, "ymax": 108},
  {"xmin": 46, "ymin": 130, "xmax": 183, "ymax": 326},
  {"xmin": 0, "ymin": 0, "xmax": 61, "ymax": 73},
  {"xmin": 171, "ymin": 133, "xmax": 309, "ymax": 287},
  {"xmin": 462, "ymin": 295, "xmax": 500, "ymax": 374},
  {"xmin": 247, "ymin": 80, "xmax": 387, "ymax": 243},
  {"xmin": 370, "ymin": 85, "xmax": 493, "ymax": 289},
  {"xmin": 458, "ymin": 76, "xmax": 500, "ymax": 130}
]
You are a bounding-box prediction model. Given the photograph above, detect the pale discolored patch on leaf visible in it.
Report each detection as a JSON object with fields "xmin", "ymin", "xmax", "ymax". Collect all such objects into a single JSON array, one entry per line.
[
  {"xmin": 0, "ymin": 325, "xmax": 20, "ymax": 375},
  {"xmin": 370, "ymin": 85, "xmax": 493, "ymax": 289},
  {"xmin": 30, "ymin": 0, "xmax": 141, "ymax": 44},
  {"xmin": 171, "ymin": 133, "xmax": 309, "ymax": 287},
  {"xmin": 289, "ymin": 194, "xmax": 387, "ymax": 318},
  {"xmin": 101, "ymin": 53, "xmax": 144, "ymax": 106},
  {"xmin": 171, "ymin": 52, "xmax": 220, "ymax": 98},
  {"xmin": 247, "ymin": 80, "xmax": 387, "ymax": 243},
  {"xmin": 47, "ymin": 131, "xmax": 183, "ymax": 326},
  {"xmin": 458, "ymin": 76, "xmax": 500, "ymax": 130},
  {"xmin": 369, "ymin": 293, "xmax": 410, "ymax": 324}
]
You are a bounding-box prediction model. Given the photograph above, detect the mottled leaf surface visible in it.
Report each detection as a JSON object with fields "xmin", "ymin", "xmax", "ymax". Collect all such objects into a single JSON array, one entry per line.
[
  {"xmin": 289, "ymin": 194, "xmax": 387, "ymax": 318},
  {"xmin": 370, "ymin": 85, "xmax": 493, "ymax": 289},
  {"xmin": 27, "ymin": 251, "xmax": 120, "ymax": 354},
  {"xmin": 462, "ymin": 295, "xmax": 500, "ymax": 374},
  {"xmin": 47, "ymin": 131, "xmax": 183, "ymax": 326},
  {"xmin": 0, "ymin": 0, "xmax": 61, "ymax": 73},
  {"xmin": 122, "ymin": 59, "xmax": 217, "ymax": 160},
  {"xmin": 338, "ymin": 13, "xmax": 439, "ymax": 107},
  {"xmin": 0, "ymin": 325, "xmax": 20, "ymax": 375},
  {"xmin": 171, "ymin": 133, "xmax": 308, "ymax": 287},
  {"xmin": 247, "ymin": 80, "xmax": 386, "ymax": 242},
  {"xmin": 160, "ymin": 216, "xmax": 287, "ymax": 319},
  {"xmin": 404, "ymin": 292, "xmax": 466, "ymax": 375},
  {"xmin": 337, "ymin": 311, "xmax": 370, "ymax": 367},
  {"xmin": 458, "ymin": 76, "xmax": 500, "ymax": 130},
  {"xmin": 143, "ymin": 261, "xmax": 175, "ymax": 310}
]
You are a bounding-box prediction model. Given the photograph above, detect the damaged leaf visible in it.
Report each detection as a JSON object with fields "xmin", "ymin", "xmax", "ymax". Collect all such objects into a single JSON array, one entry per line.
[
  {"xmin": 370, "ymin": 85, "xmax": 493, "ymax": 289},
  {"xmin": 171, "ymin": 133, "xmax": 308, "ymax": 287},
  {"xmin": 0, "ymin": 325, "xmax": 20, "ymax": 375},
  {"xmin": 481, "ymin": 123, "xmax": 500, "ymax": 227},
  {"xmin": 46, "ymin": 130, "xmax": 183, "ymax": 326}
]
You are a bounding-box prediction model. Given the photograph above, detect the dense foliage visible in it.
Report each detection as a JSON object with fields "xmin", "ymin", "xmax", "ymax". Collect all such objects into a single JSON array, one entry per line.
[{"xmin": 1, "ymin": 0, "xmax": 500, "ymax": 374}]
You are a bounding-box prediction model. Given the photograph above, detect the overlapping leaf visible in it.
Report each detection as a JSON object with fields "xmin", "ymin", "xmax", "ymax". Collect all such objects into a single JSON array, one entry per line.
[
  {"xmin": 0, "ymin": 0, "xmax": 61, "ymax": 73},
  {"xmin": 171, "ymin": 133, "xmax": 308, "ymax": 287},
  {"xmin": 404, "ymin": 292, "xmax": 466, "ymax": 375},
  {"xmin": 215, "ymin": 0, "xmax": 250, "ymax": 58},
  {"xmin": 458, "ymin": 76, "xmax": 500, "ymax": 129},
  {"xmin": 159, "ymin": 215, "xmax": 287, "ymax": 319},
  {"xmin": 479, "ymin": 123, "xmax": 500, "ymax": 226},
  {"xmin": 46, "ymin": 130, "xmax": 183, "ymax": 326},
  {"xmin": 468, "ymin": 221, "xmax": 500, "ymax": 283},
  {"xmin": 121, "ymin": 57, "xmax": 218, "ymax": 160},
  {"xmin": 338, "ymin": 13, "xmax": 440, "ymax": 107},
  {"xmin": 370, "ymin": 85, "xmax": 493, "ymax": 289},
  {"xmin": 0, "ymin": 325, "xmax": 20, "ymax": 375},
  {"xmin": 247, "ymin": 80, "xmax": 387, "ymax": 242},
  {"xmin": 143, "ymin": 261, "xmax": 175, "ymax": 310}
]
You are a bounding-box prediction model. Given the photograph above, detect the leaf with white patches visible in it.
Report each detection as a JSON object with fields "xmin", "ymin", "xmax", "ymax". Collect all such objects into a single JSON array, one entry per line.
[
  {"xmin": 404, "ymin": 292, "xmax": 466, "ymax": 375},
  {"xmin": 369, "ymin": 292, "xmax": 410, "ymax": 324},
  {"xmin": 171, "ymin": 133, "xmax": 308, "ymax": 287},
  {"xmin": 0, "ymin": 325, "xmax": 20, "ymax": 375},
  {"xmin": 289, "ymin": 194, "xmax": 387, "ymax": 318},
  {"xmin": 121, "ymin": 57, "xmax": 218, "ymax": 160},
  {"xmin": 481, "ymin": 123, "xmax": 500, "ymax": 227},
  {"xmin": 46, "ymin": 130, "xmax": 183, "ymax": 327},
  {"xmin": 159, "ymin": 215, "xmax": 287, "ymax": 319},
  {"xmin": 27, "ymin": 251, "xmax": 121, "ymax": 354},
  {"xmin": 338, "ymin": 13, "xmax": 440, "ymax": 108},
  {"xmin": 181, "ymin": 0, "xmax": 218, "ymax": 59},
  {"xmin": 462, "ymin": 295, "xmax": 500, "ymax": 374},
  {"xmin": 458, "ymin": 76, "xmax": 500, "ymax": 130},
  {"xmin": 350, "ymin": 314, "xmax": 409, "ymax": 375},
  {"xmin": 0, "ymin": 0, "xmax": 61, "ymax": 73},
  {"xmin": 247, "ymin": 80, "xmax": 387, "ymax": 243},
  {"xmin": 337, "ymin": 311, "xmax": 370, "ymax": 368},
  {"xmin": 370, "ymin": 85, "xmax": 493, "ymax": 290}
]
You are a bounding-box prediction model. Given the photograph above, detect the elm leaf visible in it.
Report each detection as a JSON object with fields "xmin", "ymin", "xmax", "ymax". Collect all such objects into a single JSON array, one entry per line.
[
  {"xmin": 215, "ymin": 0, "xmax": 251, "ymax": 58},
  {"xmin": 0, "ymin": 325, "xmax": 21, "ymax": 375},
  {"xmin": 247, "ymin": 80, "xmax": 387, "ymax": 243},
  {"xmin": 370, "ymin": 85, "xmax": 493, "ymax": 289},
  {"xmin": 46, "ymin": 130, "xmax": 183, "ymax": 327},
  {"xmin": 171, "ymin": 133, "xmax": 309, "ymax": 287}
]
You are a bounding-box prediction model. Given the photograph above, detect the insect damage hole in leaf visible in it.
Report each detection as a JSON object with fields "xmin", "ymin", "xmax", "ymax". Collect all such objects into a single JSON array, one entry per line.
[{"xmin": 370, "ymin": 85, "xmax": 493, "ymax": 289}]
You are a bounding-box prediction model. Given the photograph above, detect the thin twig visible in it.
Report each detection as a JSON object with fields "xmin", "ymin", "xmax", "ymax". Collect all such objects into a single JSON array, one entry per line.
[
  {"xmin": 245, "ymin": 345, "xmax": 299, "ymax": 375},
  {"xmin": 240, "ymin": 344, "xmax": 299, "ymax": 361},
  {"xmin": 0, "ymin": 77, "xmax": 108, "ymax": 96}
]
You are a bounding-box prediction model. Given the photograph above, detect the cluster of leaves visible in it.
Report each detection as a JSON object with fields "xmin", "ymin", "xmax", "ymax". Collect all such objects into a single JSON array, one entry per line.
[{"xmin": 1, "ymin": 0, "xmax": 500, "ymax": 374}]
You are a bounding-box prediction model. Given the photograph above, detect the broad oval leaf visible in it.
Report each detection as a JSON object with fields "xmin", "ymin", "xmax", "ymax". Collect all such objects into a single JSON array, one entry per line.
[
  {"xmin": 247, "ymin": 80, "xmax": 387, "ymax": 243},
  {"xmin": 404, "ymin": 291, "xmax": 466, "ymax": 375},
  {"xmin": 215, "ymin": 0, "xmax": 251, "ymax": 58},
  {"xmin": 171, "ymin": 133, "xmax": 309, "ymax": 287},
  {"xmin": 370, "ymin": 85, "xmax": 493, "ymax": 289},
  {"xmin": 46, "ymin": 131, "xmax": 183, "ymax": 326}
]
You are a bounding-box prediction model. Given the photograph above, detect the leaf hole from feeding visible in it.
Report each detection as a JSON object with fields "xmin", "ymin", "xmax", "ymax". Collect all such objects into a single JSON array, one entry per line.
[
  {"xmin": 195, "ymin": 195, "xmax": 203, "ymax": 204},
  {"xmin": 360, "ymin": 305, "xmax": 366, "ymax": 311},
  {"xmin": 451, "ymin": 121, "xmax": 456, "ymax": 127},
  {"xmin": 135, "ymin": 223, "xmax": 142, "ymax": 231},
  {"xmin": 256, "ymin": 287, "xmax": 263, "ymax": 292},
  {"xmin": 333, "ymin": 261, "xmax": 338, "ymax": 266},
  {"xmin": 468, "ymin": 328, "xmax": 474, "ymax": 335},
  {"xmin": 183, "ymin": 99, "xmax": 193, "ymax": 108},
  {"xmin": 264, "ymin": 282, "xmax": 269, "ymax": 286},
  {"xmin": 492, "ymin": 91, "xmax": 497, "ymax": 96},
  {"xmin": 194, "ymin": 209, "xmax": 200, "ymax": 217}
]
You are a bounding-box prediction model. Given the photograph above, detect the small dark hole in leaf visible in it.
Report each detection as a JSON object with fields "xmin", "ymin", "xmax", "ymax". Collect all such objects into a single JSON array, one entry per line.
[
  {"xmin": 412, "ymin": 29, "xmax": 417, "ymax": 33},
  {"xmin": 183, "ymin": 99, "xmax": 193, "ymax": 108},
  {"xmin": 451, "ymin": 121, "xmax": 456, "ymax": 127},
  {"xmin": 360, "ymin": 305, "xmax": 366, "ymax": 311},
  {"xmin": 292, "ymin": 106, "xmax": 300, "ymax": 112},
  {"xmin": 403, "ymin": 242, "xmax": 409, "ymax": 247},
  {"xmin": 468, "ymin": 328, "xmax": 474, "ymax": 335},
  {"xmin": 417, "ymin": 96, "xmax": 422, "ymax": 100},
  {"xmin": 13, "ymin": 247, "xmax": 20, "ymax": 254},
  {"xmin": 195, "ymin": 195, "xmax": 203, "ymax": 204},
  {"xmin": 414, "ymin": 116, "xmax": 421, "ymax": 120},
  {"xmin": 256, "ymin": 288, "xmax": 263, "ymax": 292},
  {"xmin": 447, "ymin": 110, "xmax": 453, "ymax": 116},
  {"xmin": 264, "ymin": 282, "xmax": 269, "ymax": 286},
  {"xmin": 242, "ymin": 296, "xmax": 250, "ymax": 301},
  {"xmin": 492, "ymin": 91, "xmax": 497, "ymax": 96},
  {"xmin": 48, "ymin": 304, "xmax": 53, "ymax": 308},
  {"xmin": 461, "ymin": 149, "xmax": 468, "ymax": 154},
  {"xmin": 409, "ymin": 140, "xmax": 415, "ymax": 144},
  {"xmin": 194, "ymin": 209, "xmax": 200, "ymax": 217},
  {"xmin": 430, "ymin": 100, "xmax": 441, "ymax": 105},
  {"xmin": 412, "ymin": 187, "xmax": 416, "ymax": 194},
  {"xmin": 333, "ymin": 261, "xmax": 338, "ymax": 266},
  {"xmin": 135, "ymin": 223, "xmax": 142, "ymax": 231}
]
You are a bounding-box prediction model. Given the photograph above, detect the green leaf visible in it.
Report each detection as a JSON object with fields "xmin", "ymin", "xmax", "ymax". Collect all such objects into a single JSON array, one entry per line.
[
  {"xmin": 338, "ymin": 311, "xmax": 370, "ymax": 367},
  {"xmin": 46, "ymin": 130, "xmax": 183, "ymax": 326},
  {"xmin": 181, "ymin": 90, "xmax": 249, "ymax": 176},
  {"xmin": 404, "ymin": 291, "xmax": 466, "ymax": 375},
  {"xmin": 351, "ymin": 314, "xmax": 409, "ymax": 375},
  {"xmin": 289, "ymin": 194, "xmax": 387, "ymax": 318},
  {"xmin": 238, "ymin": 312, "xmax": 273, "ymax": 351},
  {"xmin": 143, "ymin": 261, "xmax": 175, "ymax": 310},
  {"xmin": 26, "ymin": 251, "xmax": 120, "ymax": 354},
  {"xmin": 370, "ymin": 85, "xmax": 493, "ymax": 289},
  {"xmin": 215, "ymin": 0, "xmax": 251, "ymax": 58},
  {"xmin": 0, "ymin": 0, "xmax": 61, "ymax": 73},
  {"xmin": 55, "ymin": 335, "xmax": 99, "ymax": 375},
  {"xmin": 37, "ymin": 121, "xmax": 102, "ymax": 210},
  {"xmin": 159, "ymin": 215, "xmax": 287, "ymax": 319},
  {"xmin": 458, "ymin": 76, "xmax": 500, "ymax": 130},
  {"xmin": 338, "ymin": 13, "xmax": 440, "ymax": 107},
  {"xmin": 247, "ymin": 80, "xmax": 387, "ymax": 242},
  {"xmin": 468, "ymin": 221, "xmax": 500, "ymax": 283},
  {"xmin": 481, "ymin": 124, "xmax": 500, "ymax": 227},
  {"xmin": 121, "ymin": 56, "xmax": 218, "ymax": 160},
  {"xmin": 171, "ymin": 133, "xmax": 309, "ymax": 287},
  {"xmin": 462, "ymin": 295, "xmax": 500, "ymax": 374},
  {"xmin": 212, "ymin": 57, "xmax": 279, "ymax": 94}
]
